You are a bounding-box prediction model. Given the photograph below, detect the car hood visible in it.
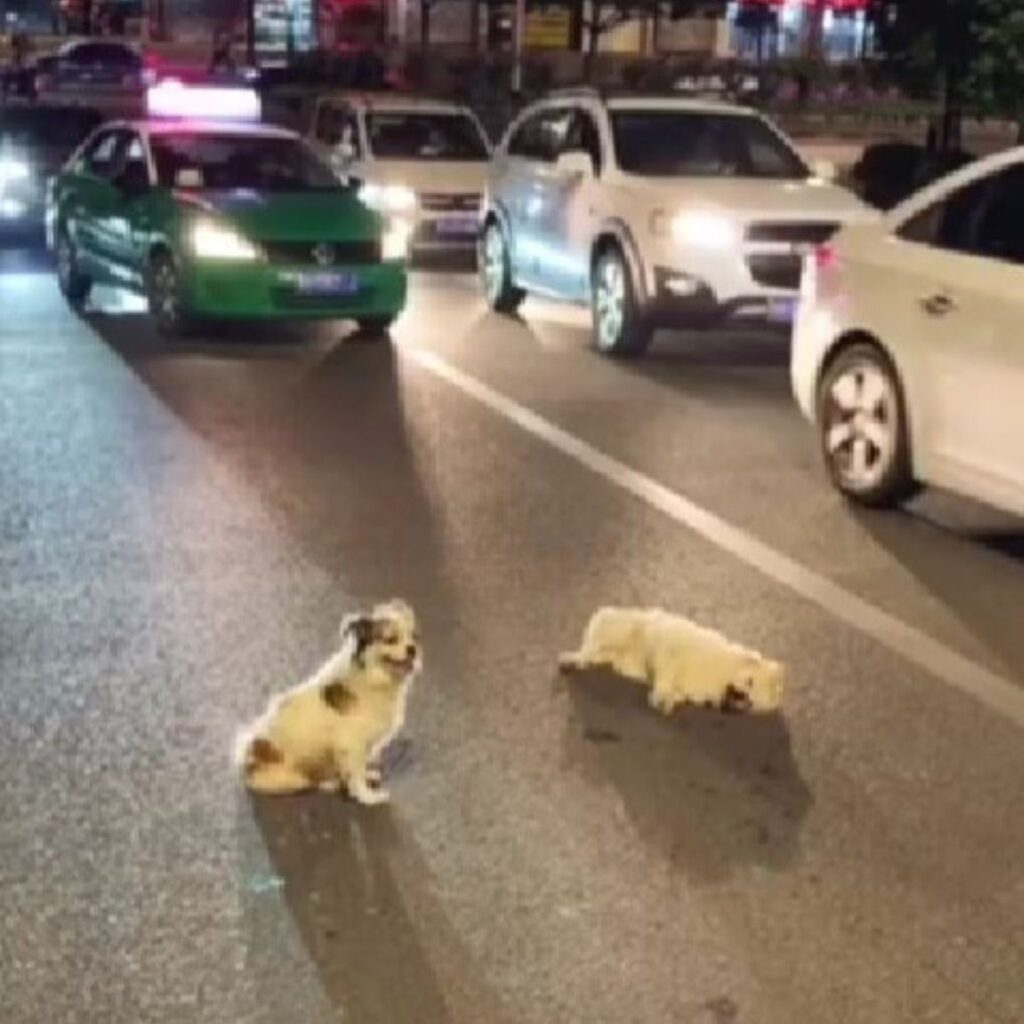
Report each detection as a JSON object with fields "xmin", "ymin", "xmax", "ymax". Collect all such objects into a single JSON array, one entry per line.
[
  {"xmin": 363, "ymin": 159, "xmax": 488, "ymax": 194},
  {"xmin": 621, "ymin": 175, "xmax": 874, "ymax": 224},
  {"xmin": 180, "ymin": 189, "xmax": 378, "ymax": 240}
]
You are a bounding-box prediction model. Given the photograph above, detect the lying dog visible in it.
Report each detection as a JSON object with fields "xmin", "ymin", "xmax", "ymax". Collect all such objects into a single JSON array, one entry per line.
[
  {"xmin": 234, "ymin": 600, "xmax": 421, "ymax": 805},
  {"xmin": 559, "ymin": 607, "xmax": 784, "ymax": 716}
]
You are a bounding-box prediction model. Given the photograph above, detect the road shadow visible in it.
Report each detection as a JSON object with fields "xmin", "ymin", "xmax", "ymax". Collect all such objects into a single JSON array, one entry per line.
[
  {"xmin": 243, "ymin": 793, "xmax": 514, "ymax": 1024},
  {"xmin": 853, "ymin": 503, "xmax": 1024, "ymax": 681},
  {"xmin": 562, "ymin": 670, "xmax": 813, "ymax": 884}
]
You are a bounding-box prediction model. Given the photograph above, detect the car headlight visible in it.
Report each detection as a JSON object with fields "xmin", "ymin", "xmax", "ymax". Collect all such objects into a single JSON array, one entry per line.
[
  {"xmin": 671, "ymin": 210, "xmax": 740, "ymax": 250},
  {"xmin": 382, "ymin": 216, "xmax": 413, "ymax": 261},
  {"xmin": 0, "ymin": 157, "xmax": 30, "ymax": 190},
  {"xmin": 359, "ymin": 182, "xmax": 417, "ymax": 214},
  {"xmin": 191, "ymin": 219, "xmax": 261, "ymax": 261}
]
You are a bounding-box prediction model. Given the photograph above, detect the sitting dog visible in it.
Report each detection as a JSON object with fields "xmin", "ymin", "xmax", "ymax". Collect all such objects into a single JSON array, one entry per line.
[
  {"xmin": 234, "ymin": 600, "xmax": 421, "ymax": 805},
  {"xmin": 559, "ymin": 607, "xmax": 784, "ymax": 716}
]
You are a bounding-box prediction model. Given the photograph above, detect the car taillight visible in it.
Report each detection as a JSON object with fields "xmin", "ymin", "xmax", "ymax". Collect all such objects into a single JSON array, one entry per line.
[{"xmin": 814, "ymin": 243, "xmax": 837, "ymax": 271}]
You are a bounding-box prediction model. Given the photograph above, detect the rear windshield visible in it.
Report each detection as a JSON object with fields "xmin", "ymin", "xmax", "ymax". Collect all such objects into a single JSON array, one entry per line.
[
  {"xmin": 610, "ymin": 110, "xmax": 809, "ymax": 180},
  {"xmin": 0, "ymin": 107, "xmax": 103, "ymax": 148},
  {"xmin": 365, "ymin": 112, "xmax": 488, "ymax": 161},
  {"xmin": 149, "ymin": 133, "xmax": 341, "ymax": 191}
]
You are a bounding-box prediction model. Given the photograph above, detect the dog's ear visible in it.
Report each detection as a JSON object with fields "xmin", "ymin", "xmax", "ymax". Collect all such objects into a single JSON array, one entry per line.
[{"xmin": 341, "ymin": 614, "xmax": 376, "ymax": 659}]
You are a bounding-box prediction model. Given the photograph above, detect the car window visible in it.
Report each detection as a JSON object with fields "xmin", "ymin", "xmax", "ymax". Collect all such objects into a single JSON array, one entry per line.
[
  {"xmin": 71, "ymin": 43, "xmax": 136, "ymax": 66},
  {"xmin": 149, "ymin": 132, "xmax": 340, "ymax": 191},
  {"xmin": 365, "ymin": 111, "xmax": 488, "ymax": 161},
  {"xmin": 970, "ymin": 165, "xmax": 1024, "ymax": 265},
  {"xmin": 506, "ymin": 107, "xmax": 572, "ymax": 164},
  {"xmin": 120, "ymin": 133, "xmax": 149, "ymax": 181},
  {"xmin": 315, "ymin": 101, "xmax": 361, "ymax": 155},
  {"xmin": 897, "ymin": 167, "xmax": 1024, "ymax": 264},
  {"xmin": 609, "ymin": 110, "xmax": 809, "ymax": 179},
  {"xmin": 565, "ymin": 108, "xmax": 603, "ymax": 175},
  {"xmin": 80, "ymin": 129, "xmax": 125, "ymax": 178}
]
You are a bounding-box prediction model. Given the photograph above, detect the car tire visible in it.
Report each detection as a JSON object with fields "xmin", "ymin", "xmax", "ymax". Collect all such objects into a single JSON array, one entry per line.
[
  {"xmin": 817, "ymin": 342, "xmax": 919, "ymax": 508},
  {"xmin": 479, "ymin": 219, "xmax": 524, "ymax": 315},
  {"xmin": 148, "ymin": 252, "xmax": 197, "ymax": 339},
  {"xmin": 354, "ymin": 316, "xmax": 395, "ymax": 339},
  {"xmin": 591, "ymin": 245, "xmax": 653, "ymax": 358},
  {"xmin": 55, "ymin": 226, "xmax": 91, "ymax": 308}
]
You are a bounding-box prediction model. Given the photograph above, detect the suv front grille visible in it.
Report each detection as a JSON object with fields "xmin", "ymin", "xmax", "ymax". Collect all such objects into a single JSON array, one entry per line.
[
  {"xmin": 418, "ymin": 192, "xmax": 482, "ymax": 213},
  {"xmin": 262, "ymin": 239, "xmax": 381, "ymax": 266},
  {"xmin": 745, "ymin": 221, "xmax": 839, "ymax": 245}
]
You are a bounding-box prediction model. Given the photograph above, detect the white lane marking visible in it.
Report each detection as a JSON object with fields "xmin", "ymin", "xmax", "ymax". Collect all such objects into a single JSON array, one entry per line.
[{"xmin": 405, "ymin": 346, "xmax": 1024, "ymax": 730}]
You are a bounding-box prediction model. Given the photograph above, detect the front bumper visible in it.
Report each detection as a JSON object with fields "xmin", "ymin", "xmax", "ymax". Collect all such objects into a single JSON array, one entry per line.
[
  {"xmin": 644, "ymin": 265, "xmax": 798, "ymax": 329},
  {"xmin": 181, "ymin": 259, "xmax": 408, "ymax": 321}
]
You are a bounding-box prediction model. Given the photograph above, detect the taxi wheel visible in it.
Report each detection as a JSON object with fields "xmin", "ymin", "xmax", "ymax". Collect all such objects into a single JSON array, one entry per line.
[
  {"xmin": 354, "ymin": 316, "xmax": 395, "ymax": 339},
  {"xmin": 148, "ymin": 253, "xmax": 197, "ymax": 339},
  {"xmin": 591, "ymin": 245, "xmax": 653, "ymax": 358},
  {"xmin": 56, "ymin": 228, "xmax": 91, "ymax": 308},
  {"xmin": 817, "ymin": 343, "xmax": 919, "ymax": 508},
  {"xmin": 480, "ymin": 220, "xmax": 524, "ymax": 315}
]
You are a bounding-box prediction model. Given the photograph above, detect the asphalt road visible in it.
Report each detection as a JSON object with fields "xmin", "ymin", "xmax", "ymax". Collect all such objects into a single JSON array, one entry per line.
[{"xmin": 3, "ymin": 244, "xmax": 1024, "ymax": 1024}]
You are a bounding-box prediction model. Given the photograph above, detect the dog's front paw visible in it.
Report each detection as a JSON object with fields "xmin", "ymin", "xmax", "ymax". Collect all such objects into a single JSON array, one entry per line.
[
  {"xmin": 365, "ymin": 765, "xmax": 383, "ymax": 787},
  {"xmin": 648, "ymin": 690, "xmax": 675, "ymax": 716},
  {"xmin": 318, "ymin": 778, "xmax": 342, "ymax": 793},
  {"xmin": 353, "ymin": 785, "xmax": 391, "ymax": 806}
]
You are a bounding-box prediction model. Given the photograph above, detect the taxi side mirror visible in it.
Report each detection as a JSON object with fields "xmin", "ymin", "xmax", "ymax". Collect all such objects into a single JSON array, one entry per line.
[{"xmin": 555, "ymin": 149, "xmax": 593, "ymax": 179}]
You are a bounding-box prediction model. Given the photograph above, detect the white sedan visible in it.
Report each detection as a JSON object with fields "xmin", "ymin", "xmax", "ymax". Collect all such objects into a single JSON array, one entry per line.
[{"xmin": 792, "ymin": 147, "xmax": 1024, "ymax": 518}]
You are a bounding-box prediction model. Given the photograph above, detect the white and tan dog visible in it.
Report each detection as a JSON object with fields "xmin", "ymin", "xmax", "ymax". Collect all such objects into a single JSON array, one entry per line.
[
  {"xmin": 234, "ymin": 600, "xmax": 421, "ymax": 805},
  {"xmin": 559, "ymin": 607, "xmax": 784, "ymax": 716}
]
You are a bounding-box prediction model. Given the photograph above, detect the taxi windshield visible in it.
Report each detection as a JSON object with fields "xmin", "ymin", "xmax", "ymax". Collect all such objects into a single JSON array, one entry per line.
[
  {"xmin": 150, "ymin": 133, "xmax": 341, "ymax": 191},
  {"xmin": 610, "ymin": 110, "xmax": 810, "ymax": 180},
  {"xmin": 365, "ymin": 112, "xmax": 488, "ymax": 161}
]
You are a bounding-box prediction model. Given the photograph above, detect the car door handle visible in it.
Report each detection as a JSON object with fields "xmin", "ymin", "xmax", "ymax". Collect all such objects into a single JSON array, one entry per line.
[{"xmin": 921, "ymin": 293, "xmax": 956, "ymax": 317}]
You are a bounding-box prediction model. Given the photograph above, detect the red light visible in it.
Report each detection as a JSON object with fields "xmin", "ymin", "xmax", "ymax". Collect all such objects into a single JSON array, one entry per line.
[{"xmin": 815, "ymin": 243, "xmax": 837, "ymax": 271}]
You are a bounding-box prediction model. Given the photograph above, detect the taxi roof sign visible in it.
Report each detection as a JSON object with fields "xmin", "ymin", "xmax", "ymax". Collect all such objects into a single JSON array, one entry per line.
[{"xmin": 146, "ymin": 80, "xmax": 261, "ymax": 122}]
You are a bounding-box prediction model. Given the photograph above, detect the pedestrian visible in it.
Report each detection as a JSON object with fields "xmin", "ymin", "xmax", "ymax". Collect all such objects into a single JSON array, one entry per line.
[{"xmin": 209, "ymin": 28, "xmax": 236, "ymax": 75}]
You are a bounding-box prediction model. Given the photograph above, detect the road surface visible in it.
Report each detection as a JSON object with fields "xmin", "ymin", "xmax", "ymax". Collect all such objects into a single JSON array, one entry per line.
[{"xmin": 3, "ymin": 247, "xmax": 1024, "ymax": 1024}]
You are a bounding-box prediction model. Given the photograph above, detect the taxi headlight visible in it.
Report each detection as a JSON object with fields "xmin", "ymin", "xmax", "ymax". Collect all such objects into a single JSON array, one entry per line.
[
  {"xmin": 382, "ymin": 216, "xmax": 413, "ymax": 261},
  {"xmin": 0, "ymin": 157, "xmax": 30, "ymax": 190},
  {"xmin": 671, "ymin": 210, "xmax": 740, "ymax": 250},
  {"xmin": 191, "ymin": 219, "xmax": 260, "ymax": 261},
  {"xmin": 359, "ymin": 182, "xmax": 417, "ymax": 214}
]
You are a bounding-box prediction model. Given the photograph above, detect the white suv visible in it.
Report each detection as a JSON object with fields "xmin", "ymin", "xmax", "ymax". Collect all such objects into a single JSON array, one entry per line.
[{"xmin": 480, "ymin": 89, "xmax": 871, "ymax": 356}]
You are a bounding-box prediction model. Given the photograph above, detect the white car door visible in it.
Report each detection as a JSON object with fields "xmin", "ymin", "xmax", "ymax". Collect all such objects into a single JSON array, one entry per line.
[{"xmin": 897, "ymin": 161, "xmax": 1024, "ymax": 514}]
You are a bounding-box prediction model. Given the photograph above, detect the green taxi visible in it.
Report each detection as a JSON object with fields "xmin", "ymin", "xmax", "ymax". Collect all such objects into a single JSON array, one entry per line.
[{"xmin": 47, "ymin": 119, "xmax": 408, "ymax": 337}]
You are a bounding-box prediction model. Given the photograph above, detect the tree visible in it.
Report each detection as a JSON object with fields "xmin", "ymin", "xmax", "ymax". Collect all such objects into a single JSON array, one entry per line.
[
  {"xmin": 966, "ymin": 0, "xmax": 1024, "ymax": 138},
  {"xmin": 877, "ymin": 0, "xmax": 1024, "ymax": 149}
]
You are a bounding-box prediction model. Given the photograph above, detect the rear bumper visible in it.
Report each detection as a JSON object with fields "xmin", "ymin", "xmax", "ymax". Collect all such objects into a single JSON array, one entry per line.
[{"xmin": 182, "ymin": 260, "xmax": 408, "ymax": 321}]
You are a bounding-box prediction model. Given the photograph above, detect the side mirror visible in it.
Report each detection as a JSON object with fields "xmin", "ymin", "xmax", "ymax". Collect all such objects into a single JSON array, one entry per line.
[
  {"xmin": 116, "ymin": 162, "xmax": 151, "ymax": 197},
  {"xmin": 335, "ymin": 139, "xmax": 357, "ymax": 164},
  {"xmin": 555, "ymin": 149, "xmax": 594, "ymax": 179},
  {"xmin": 812, "ymin": 159, "xmax": 838, "ymax": 183}
]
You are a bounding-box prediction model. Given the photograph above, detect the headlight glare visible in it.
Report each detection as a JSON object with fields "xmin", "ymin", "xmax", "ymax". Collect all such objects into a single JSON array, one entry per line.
[
  {"xmin": 359, "ymin": 182, "xmax": 417, "ymax": 214},
  {"xmin": 671, "ymin": 210, "xmax": 740, "ymax": 250},
  {"xmin": 0, "ymin": 157, "xmax": 30, "ymax": 188},
  {"xmin": 191, "ymin": 219, "xmax": 260, "ymax": 261},
  {"xmin": 382, "ymin": 216, "xmax": 413, "ymax": 261}
]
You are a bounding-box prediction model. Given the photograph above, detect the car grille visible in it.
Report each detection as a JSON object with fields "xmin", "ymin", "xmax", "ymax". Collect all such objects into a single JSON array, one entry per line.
[
  {"xmin": 745, "ymin": 221, "xmax": 839, "ymax": 244},
  {"xmin": 746, "ymin": 254, "xmax": 803, "ymax": 290},
  {"xmin": 418, "ymin": 192, "xmax": 482, "ymax": 213},
  {"xmin": 262, "ymin": 239, "xmax": 381, "ymax": 266}
]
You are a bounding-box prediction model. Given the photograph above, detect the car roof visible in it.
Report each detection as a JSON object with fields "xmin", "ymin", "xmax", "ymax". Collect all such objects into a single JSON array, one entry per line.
[
  {"xmin": 58, "ymin": 38, "xmax": 139, "ymax": 55},
  {"xmin": 540, "ymin": 88, "xmax": 755, "ymax": 117},
  {"xmin": 318, "ymin": 92, "xmax": 474, "ymax": 115},
  {"xmin": 127, "ymin": 119, "xmax": 298, "ymax": 139}
]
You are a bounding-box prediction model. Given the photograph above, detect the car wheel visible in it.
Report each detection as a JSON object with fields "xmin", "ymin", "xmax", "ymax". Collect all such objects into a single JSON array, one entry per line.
[
  {"xmin": 479, "ymin": 220, "xmax": 524, "ymax": 314},
  {"xmin": 591, "ymin": 245, "xmax": 653, "ymax": 358},
  {"xmin": 148, "ymin": 252, "xmax": 196, "ymax": 339},
  {"xmin": 354, "ymin": 316, "xmax": 395, "ymax": 338},
  {"xmin": 817, "ymin": 343, "xmax": 918, "ymax": 508},
  {"xmin": 55, "ymin": 227, "xmax": 91, "ymax": 308}
]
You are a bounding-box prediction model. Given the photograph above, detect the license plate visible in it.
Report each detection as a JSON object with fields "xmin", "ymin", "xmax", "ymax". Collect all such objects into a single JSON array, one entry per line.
[
  {"xmin": 436, "ymin": 216, "xmax": 478, "ymax": 237},
  {"xmin": 767, "ymin": 297, "xmax": 797, "ymax": 323},
  {"xmin": 294, "ymin": 271, "xmax": 361, "ymax": 296}
]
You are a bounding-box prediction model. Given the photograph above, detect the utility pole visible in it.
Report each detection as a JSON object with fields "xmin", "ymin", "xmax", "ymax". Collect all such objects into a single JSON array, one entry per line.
[{"xmin": 512, "ymin": 0, "xmax": 525, "ymax": 93}]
